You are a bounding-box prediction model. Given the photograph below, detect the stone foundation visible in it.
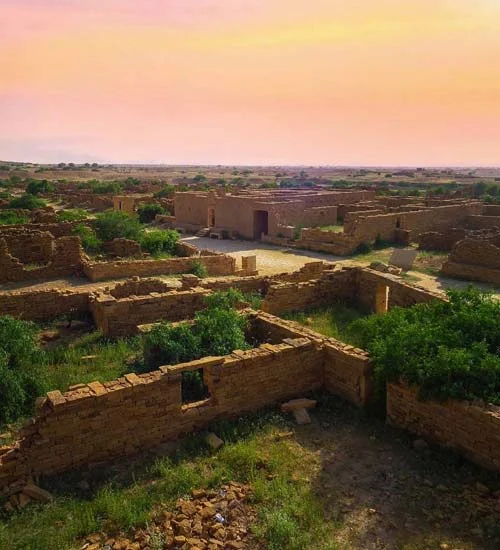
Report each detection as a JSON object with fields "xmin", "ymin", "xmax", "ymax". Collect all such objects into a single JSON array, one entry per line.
[
  {"xmin": 387, "ymin": 383, "xmax": 500, "ymax": 471},
  {"xmin": 0, "ymin": 311, "xmax": 373, "ymax": 493}
]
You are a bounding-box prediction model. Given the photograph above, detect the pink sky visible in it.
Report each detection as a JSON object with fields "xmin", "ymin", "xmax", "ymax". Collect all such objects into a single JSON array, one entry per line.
[{"xmin": 1, "ymin": 0, "xmax": 499, "ymax": 165}]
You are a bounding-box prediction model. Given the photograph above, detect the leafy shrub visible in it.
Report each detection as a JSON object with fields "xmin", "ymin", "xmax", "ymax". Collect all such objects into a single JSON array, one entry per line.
[
  {"xmin": 72, "ymin": 224, "xmax": 103, "ymax": 253},
  {"xmin": 353, "ymin": 241, "xmax": 373, "ymax": 255},
  {"xmin": 0, "ymin": 210, "xmax": 29, "ymax": 225},
  {"xmin": 56, "ymin": 208, "xmax": 89, "ymax": 222},
  {"xmin": 204, "ymin": 289, "xmax": 244, "ymax": 310},
  {"xmin": 154, "ymin": 185, "xmax": 175, "ymax": 198},
  {"xmin": 94, "ymin": 211, "xmax": 142, "ymax": 242},
  {"xmin": 8, "ymin": 194, "xmax": 46, "ymax": 210},
  {"xmin": 348, "ymin": 288, "xmax": 500, "ymax": 405},
  {"xmin": 137, "ymin": 204, "xmax": 165, "ymax": 223},
  {"xmin": 143, "ymin": 322, "xmax": 201, "ymax": 369},
  {"xmin": 90, "ymin": 181, "xmax": 123, "ymax": 194},
  {"xmin": 143, "ymin": 291, "xmax": 250, "ymax": 370},
  {"xmin": 292, "ymin": 224, "xmax": 303, "ymax": 241},
  {"xmin": 26, "ymin": 179, "xmax": 54, "ymax": 195},
  {"xmin": 140, "ymin": 230, "xmax": 179, "ymax": 257},
  {"xmin": 190, "ymin": 260, "xmax": 208, "ymax": 278},
  {"xmin": 194, "ymin": 307, "xmax": 249, "ymax": 357},
  {"xmin": 0, "ymin": 316, "xmax": 46, "ymax": 426}
]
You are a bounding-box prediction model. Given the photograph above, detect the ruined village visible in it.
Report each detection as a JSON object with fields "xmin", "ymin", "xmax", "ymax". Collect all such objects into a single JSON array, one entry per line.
[{"xmin": 0, "ymin": 164, "xmax": 499, "ymax": 549}]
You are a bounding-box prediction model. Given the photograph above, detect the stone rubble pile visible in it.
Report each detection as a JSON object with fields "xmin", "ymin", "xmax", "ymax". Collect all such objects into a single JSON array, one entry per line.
[{"xmin": 81, "ymin": 481, "xmax": 254, "ymax": 550}]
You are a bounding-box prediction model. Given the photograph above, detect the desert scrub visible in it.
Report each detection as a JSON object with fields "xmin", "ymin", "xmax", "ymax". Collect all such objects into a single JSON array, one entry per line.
[
  {"xmin": 0, "ymin": 210, "xmax": 29, "ymax": 225},
  {"xmin": 137, "ymin": 203, "xmax": 165, "ymax": 223},
  {"xmin": 190, "ymin": 259, "xmax": 208, "ymax": 278},
  {"xmin": 349, "ymin": 287, "xmax": 500, "ymax": 405},
  {"xmin": 142, "ymin": 290, "xmax": 250, "ymax": 371},
  {"xmin": 0, "ymin": 316, "xmax": 46, "ymax": 428},
  {"xmin": 139, "ymin": 229, "xmax": 179, "ymax": 256}
]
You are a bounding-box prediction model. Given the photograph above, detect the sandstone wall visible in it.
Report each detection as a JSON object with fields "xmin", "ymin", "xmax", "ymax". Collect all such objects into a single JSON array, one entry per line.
[
  {"xmin": 103, "ymin": 238, "xmax": 142, "ymax": 258},
  {"xmin": 442, "ymin": 237, "xmax": 500, "ymax": 284},
  {"xmin": 356, "ymin": 269, "xmax": 442, "ymax": 312},
  {"xmin": 0, "ymin": 334, "xmax": 324, "ymax": 492},
  {"xmin": 387, "ymin": 383, "xmax": 500, "ymax": 471},
  {"xmin": 0, "ymin": 288, "xmax": 90, "ymax": 321},
  {"xmin": 91, "ymin": 288, "xmax": 212, "ymax": 336},
  {"xmin": 261, "ymin": 268, "xmax": 356, "ymax": 315},
  {"xmin": 82, "ymin": 253, "xmax": 236, "ymax": 282},
  {"xmin": 0, "ymin": 221, "xmax": 77, "ymax": 238},
  {"xmin": 417, "ymin": 229, "xmax": 466, "ymax": 251},
  {"xmin": 466, "ymin": 215, "xmax": 500, "ymax": 230},
  {"xmin": 0, "ymin": 235, "xmax": 83, "ymax": 284}
]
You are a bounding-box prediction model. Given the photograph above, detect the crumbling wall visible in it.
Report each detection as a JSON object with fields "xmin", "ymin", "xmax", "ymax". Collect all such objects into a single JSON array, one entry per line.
[
  {"xmin": 82, "ymin": 253, "xmax": 236, "ymax": 282},
  {"xmin": 0, "ymin": 308, "xmax": 378, "ymax": 493},
  {"xmin": 466, "ymin": 215, "xmax": 500, "ymax": 230},
  {"xmin": 442, "ymin": 236, "xmax": 500, "ymax": 284},
  {"xmin": 0, "ymin": 221, "xmax": 77, "ymax": 238},
  {"xmin": 387, "ymin": 383, "xmax": 500, "ymax": 471},
  {"xmin": 0, "ymin": 335, "xmax": 325, "ymax": 492},
  {"xmin": 0, "ymin": 233, "xmax": 83, "ymax": 283},
  {"xmin": 261, "ymin": 268, "xmax": 357, "ymax": 315},
  {"xmin": 0, "ymin": 288, "xmax": 90, "ymax": 321},
  {"xmin": 417, "ymin": 229, "xmax": 466, "ymax": 251},
  {"xmin": 1, "ymin": 230, "xmax": 54, "ymax": 264},
  {"xmin": 103, "ymin": 238, "xmax": 142, "ymax": 258},
  {"xmin": 356, "ymin": 269, "xmax": 442, "ymax": 312},
  {"xmin": 91, "ymin": 288, "xmax": 212, "ymax": 336}
]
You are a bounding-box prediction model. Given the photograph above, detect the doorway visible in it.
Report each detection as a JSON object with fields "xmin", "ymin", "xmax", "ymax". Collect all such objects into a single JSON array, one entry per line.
[
  {"xmin": 253, "ymin": 210, "xmax": 269, "ymax": 240},
  {"xmin": 208, "ymin": 208, "xmax": 216, "ymax": 227}
]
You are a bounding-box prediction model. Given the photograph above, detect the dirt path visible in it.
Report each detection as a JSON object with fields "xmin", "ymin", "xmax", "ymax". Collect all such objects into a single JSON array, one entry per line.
[
  {"xmin": 183, "ymin": 237, "xmax": 500, "ymax": 297},
  {"xmin": 299, "ymin": 398, "xmax": 500, "ymax": 550}
]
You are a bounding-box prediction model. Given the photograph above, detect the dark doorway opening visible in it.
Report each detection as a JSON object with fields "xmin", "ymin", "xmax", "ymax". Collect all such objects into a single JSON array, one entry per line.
[
  {"xmin": 253, "ymin": 210, "xmax": 269, "ymax": 240},
  {"xmin": 208, "ymin": 208, "xmax": 216, "ymax": 227}
]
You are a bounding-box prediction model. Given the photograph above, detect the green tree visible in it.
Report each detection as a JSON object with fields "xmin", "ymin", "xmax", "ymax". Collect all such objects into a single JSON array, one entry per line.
[
  {"xmin": 26, "ymin": 179, "xmax": 54, "ymax": 195},
  {"xmin": 137, "ymin": 203, "xmax": 165, "ymax": 223},
  {"xmin": 8, "ymin": 194, "xmax": 46, "ymax": 210},
  {"xmin": 94, "ymin": 211, "xmax": 142, "ymax": 242},
  {"xmin": 140, "ymin": 229, "xmax": 179, "ymax": 256},
  {"xmin": 0, "ymin": 316, "xmax": 46, "ymax": 426}
]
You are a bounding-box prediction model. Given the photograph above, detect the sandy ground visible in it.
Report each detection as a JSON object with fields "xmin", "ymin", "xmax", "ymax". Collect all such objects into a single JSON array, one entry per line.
[
  {"xmin": 2, "ymin": 237, "xmax": 498, "ymax": 297},
  {"xmin": 183, "ymin": 236, "xmax": 500, "ymax": 296}
]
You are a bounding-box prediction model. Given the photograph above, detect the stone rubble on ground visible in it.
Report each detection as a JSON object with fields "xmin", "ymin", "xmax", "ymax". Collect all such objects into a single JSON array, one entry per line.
[{"xmin": 80, "ymin": 481, "xmax": 254, "ymax": 550}]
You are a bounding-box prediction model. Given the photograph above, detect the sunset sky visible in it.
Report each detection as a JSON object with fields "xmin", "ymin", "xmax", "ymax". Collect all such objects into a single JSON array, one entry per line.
[{"xmin": 1, "ymin": 0, "xmax": 499, "ymax": 165}]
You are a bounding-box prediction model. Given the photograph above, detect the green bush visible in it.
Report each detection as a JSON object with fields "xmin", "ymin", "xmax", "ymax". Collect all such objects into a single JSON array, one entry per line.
[
  {"xmin": 348, "ymin": 287, "xmax": 500, "ymax": 405},
  {"xmin": 90, "ymin": 181, "xmax": 123, "ymax": 194},
  {"xmin": 194, "ymin": 307, "xmax": 249, "ymax": 357},
  {"xmin": 72, "ymin": 224, "xmax": 102, "ymax": 253},
  {"xmin": 26, "ymin": 179, "xmax": 54, "ymax": 195},
  {"xmin": 143, "ymin": 291, "xmax": 250, "ymax": 370},
  {"xmin": 353, "ymin": 241, "xmax": 373, "ymax": 255},
  {"xmin": 203, "ymin": 289, "xmax": 245, "ymax": 310},
  {"xmin": 0, "ymin": 317, "xmax": 46, "ymax": 426},
  {"xmin": 8, "ymin": 193, "xmax": 46, "ymax": 210},
  {"xmin": 0, "ymin": 210, "xmax": 29, "ymax": 225},
  {"xmin": 190, "ymin": 260, "xmax": 208, "ymax": 278},
  {"xmin": 154, "ymin": 185, "xmax": 175, "ymax": 198},
  {"xmin": 139, "ymin": 229, "xmax": 179, "ymax": 256},
  {"xmin": 143, "ymin": 322, "xmax": 201, "ymax": 369},
  {"xmin": 56, "ymin": 208, "xmax": 89, "ymax": 222},
  {"xmin": 137, "ymin": 204, "xmax": 166, "ymax": 224},
  {"xmin": 94, "ymin": 211, "xmax": 142, "ymax": 242}
]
